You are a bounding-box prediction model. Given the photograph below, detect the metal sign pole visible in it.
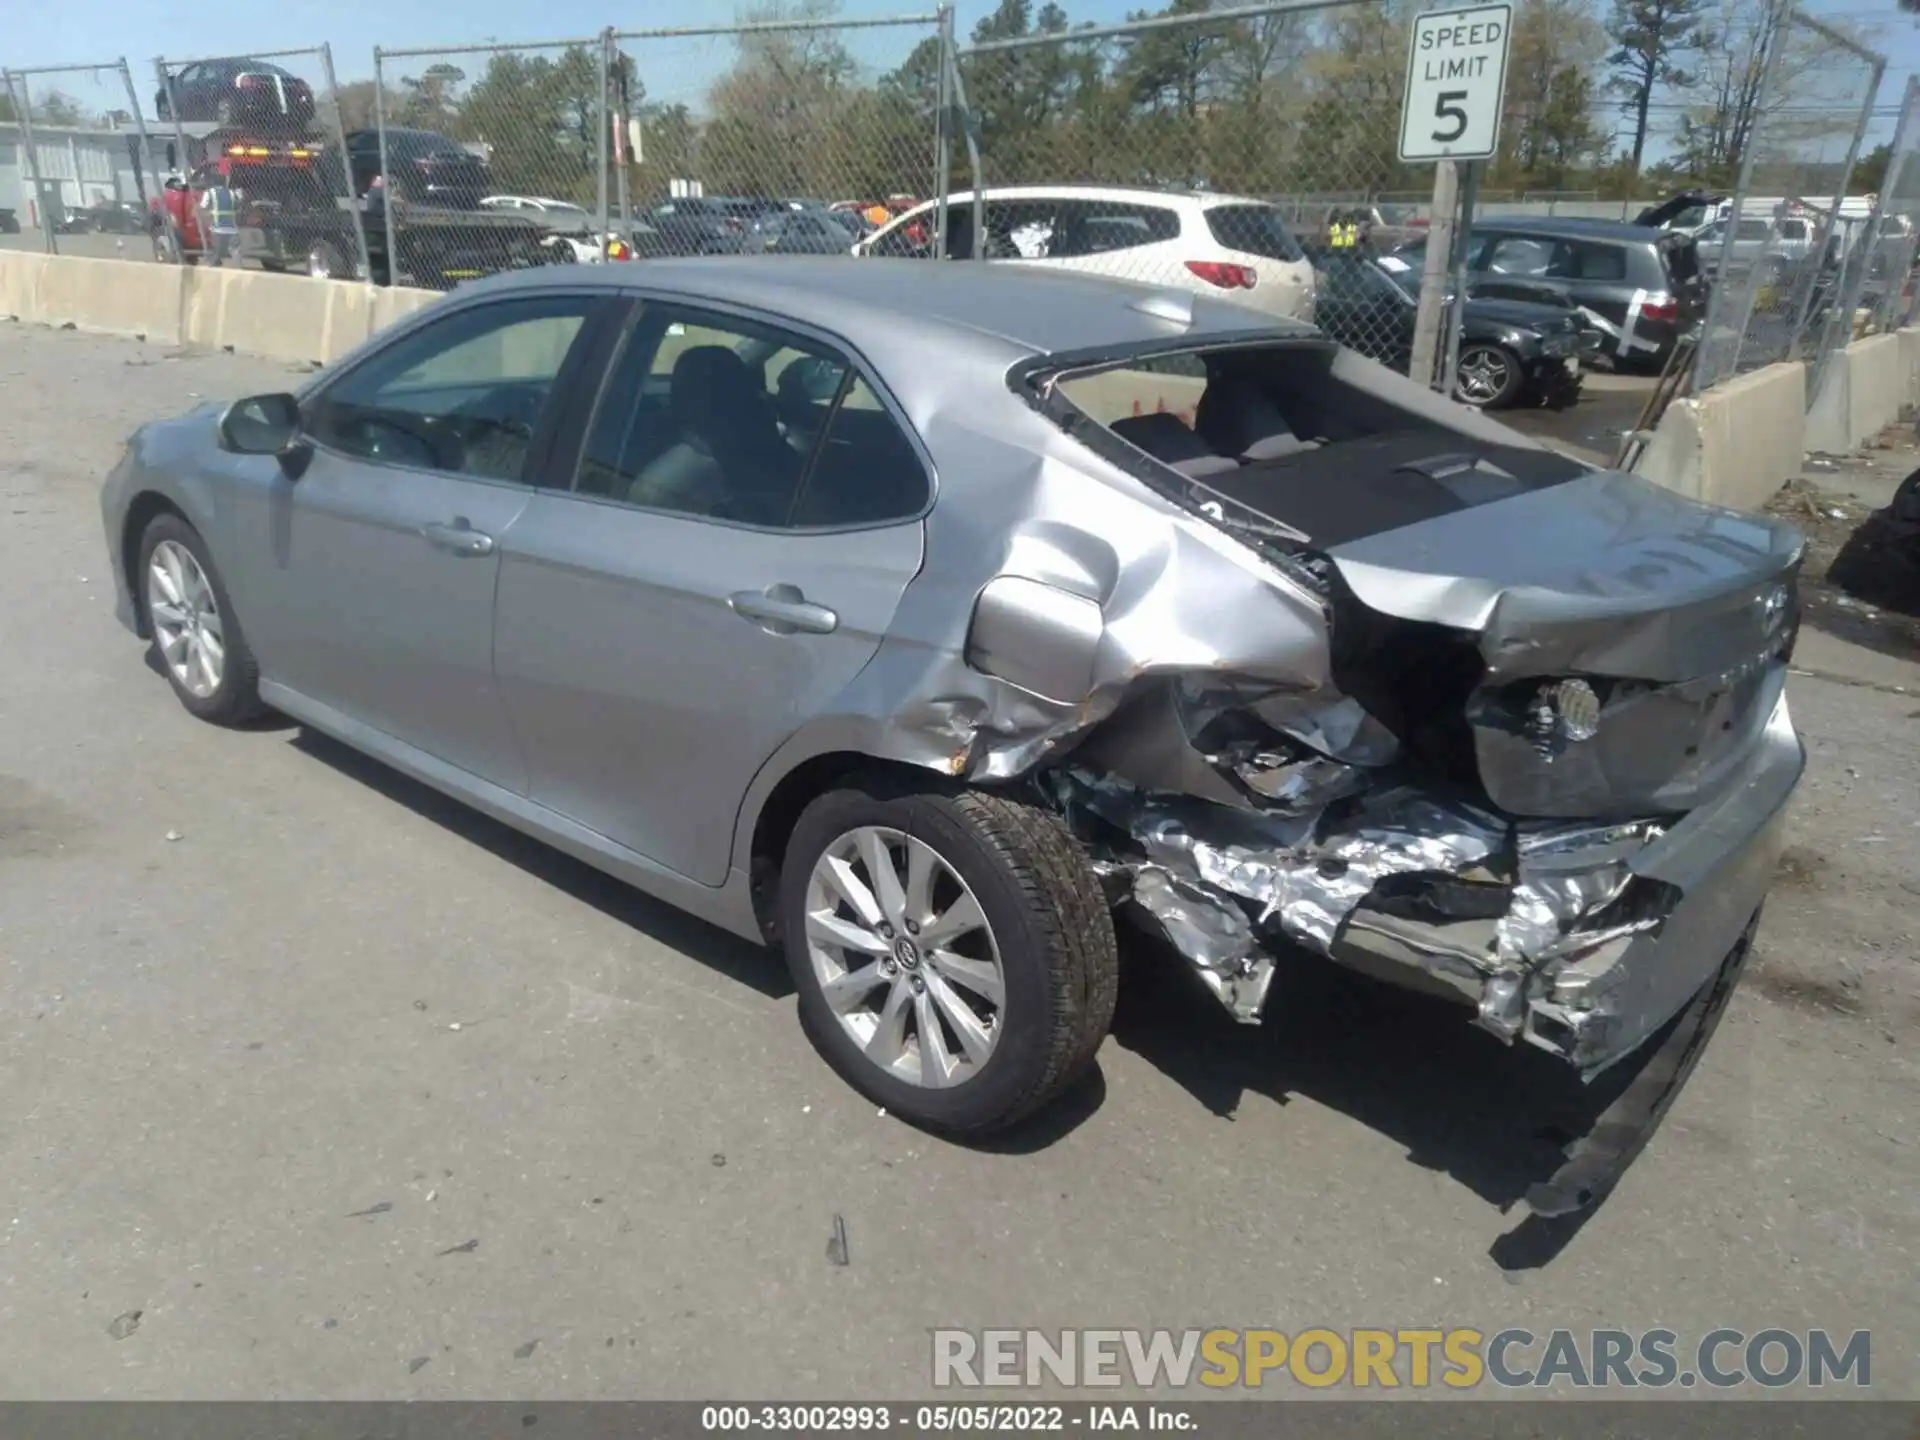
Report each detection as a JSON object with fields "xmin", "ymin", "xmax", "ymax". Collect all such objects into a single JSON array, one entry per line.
[
  {"xmin": 1441, "ymin": 160, "xmax": 1481, "ymax": 401},
  {"xmin": 1410, "ymin": 162, "xmax": 1459, "ymax": 387}
]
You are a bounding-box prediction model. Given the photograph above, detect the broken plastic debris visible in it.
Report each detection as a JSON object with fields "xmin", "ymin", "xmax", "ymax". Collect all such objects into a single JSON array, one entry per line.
[
  {"xmin": 164, "ymin": 830, "xmax": 182, "ymax": 842},
  {"xmin": 447, "ymin": 1022, "xmax": 462, "ymax": 1031},
  {"xmin": 826, "ymin": 1214, "xmax": 850, "ymax": 1267},
  {"xmin": 107, "ymin": 1310, "xmax": 142, "ymax": 1341}
]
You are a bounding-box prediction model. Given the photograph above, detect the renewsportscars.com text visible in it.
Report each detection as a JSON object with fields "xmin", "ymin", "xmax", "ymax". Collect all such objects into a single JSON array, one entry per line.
[{"xmin": 931, "ymin": 1328, "xmax": 1871, "ymax": 1391}]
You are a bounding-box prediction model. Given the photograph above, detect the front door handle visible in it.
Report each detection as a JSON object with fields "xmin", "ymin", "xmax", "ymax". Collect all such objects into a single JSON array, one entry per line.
[
  {"xmin": 421, "ymin": 520, "xmax": 495, "ymax": 558},
  {"xmin": 729, "ymin": 583, "xmax": 838, "ymax": 635}
]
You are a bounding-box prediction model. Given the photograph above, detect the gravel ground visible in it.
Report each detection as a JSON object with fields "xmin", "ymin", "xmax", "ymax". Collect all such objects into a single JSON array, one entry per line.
[{"xmin": 1, "ymin": 322, "xmax": 1916, "ymax": 1402}]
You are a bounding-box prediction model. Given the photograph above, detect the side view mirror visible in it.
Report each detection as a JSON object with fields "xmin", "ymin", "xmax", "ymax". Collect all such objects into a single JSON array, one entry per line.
[{"xmin": 219, "ymin": 393, "xmax": 305, "ymax": 456}]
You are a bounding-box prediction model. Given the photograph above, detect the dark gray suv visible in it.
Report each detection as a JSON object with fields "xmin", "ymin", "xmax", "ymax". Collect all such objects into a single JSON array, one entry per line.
[{"xmin": 1392, "ymin": 216, "xmax": 1705, "ymax": 372}]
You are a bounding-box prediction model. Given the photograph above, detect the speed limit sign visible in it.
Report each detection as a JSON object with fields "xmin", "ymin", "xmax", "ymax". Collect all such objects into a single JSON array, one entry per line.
[{"xmin": 1399, "ymin": 3, "xmax": 1513, "ymax": 162}]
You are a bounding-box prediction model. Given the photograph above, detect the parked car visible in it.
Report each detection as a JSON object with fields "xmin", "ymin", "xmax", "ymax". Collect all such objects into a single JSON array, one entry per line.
[
  {"xmin": 626, "ymin": 197, "xmax": 770, "ymax": 257},
  {"xmin": 742, "ymin": 206, "xmax": 866, "ymax": 255},
  {"xmin": 101, "ymin": 258, "xmax": 1804, "ymax": 1217},
  {"xmin": 55, "ymin": 200, "xmax": 149, "ymax": 236},
  {"xmin": 346, "ymin": 128, "xmax": 491, "ymax": 210},
  {"xmin": 858, "ymin": 185, "xmax": 1318, "ymax": 323},
  {"xmin": 1311, "ymin": 249, "xmax": 1593, "ymax": 408},
  {"xmin": 156, "ymin": 58, "xmax": 315, "ymax": 130},
  {"xmin": 480, "ymin": 195, "xmax": 604, "ymax": 262},
  {"xmin": 1394, "ymin": 215, "xmax": 1705, "ymax": 371},
  {"xmin": 1695, "ymin": 214, "xmax": 1816, "ymax": 275}
]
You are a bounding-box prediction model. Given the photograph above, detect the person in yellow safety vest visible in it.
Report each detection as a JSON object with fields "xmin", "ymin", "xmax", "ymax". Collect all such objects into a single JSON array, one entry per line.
[{"xmin": 1328, "ymin": 211, "xmax": 1357, "ymax": 250}]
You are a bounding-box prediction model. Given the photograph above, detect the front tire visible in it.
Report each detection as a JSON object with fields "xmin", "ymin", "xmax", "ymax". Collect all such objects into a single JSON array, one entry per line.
[
  {"xmin": 780, "ymin": 783, "xmax": 1118, "ymax": 1134},
  {"xmin": 137, "ymin": 513, "xmax": 266, "ymax": 726},
  {"xmin": 1454, "ymin": 343, "xmax": 1525, "ymax": 408}
]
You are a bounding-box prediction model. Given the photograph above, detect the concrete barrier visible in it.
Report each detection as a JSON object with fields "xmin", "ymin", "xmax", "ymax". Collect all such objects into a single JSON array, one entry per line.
[
  {"xmin": 1633, "ymin": 361, "xmax": 1806, "ymax": 511},
  {"xmin": 17, "ymin": 253, "xmax": 184, "ymax": 342},
  {"xmin": 0, "ymin": 250, "xmax": 50, "ymax": 321},
  {"xmin": 1806, "ymin": 333, "xmax": 1908, "ymax": 454},
  {"xmin": 0, "ymin": 248, "xmax": 440, "ymax": 365}
]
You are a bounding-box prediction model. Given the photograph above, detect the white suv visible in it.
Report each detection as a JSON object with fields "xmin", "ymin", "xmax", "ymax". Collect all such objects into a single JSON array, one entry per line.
[{"xmin": 855, "ymin": 185, "xmax": 1317, "ymax": 323}]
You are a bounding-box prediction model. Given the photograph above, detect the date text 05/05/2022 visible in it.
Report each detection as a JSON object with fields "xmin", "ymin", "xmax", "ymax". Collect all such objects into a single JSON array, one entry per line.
[{"xmin": 700, "ymin": 1404, "xmax": 1191, "ymax": 1432}]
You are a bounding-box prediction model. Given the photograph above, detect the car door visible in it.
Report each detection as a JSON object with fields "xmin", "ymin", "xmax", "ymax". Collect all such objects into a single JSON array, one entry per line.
[
  {"xmin": 492, "ymin": 299, "xmax": 928, "ymax": 886},
  {"xmin": 232, "ymin": 290, "xmax": 613, "ymax": 791}
]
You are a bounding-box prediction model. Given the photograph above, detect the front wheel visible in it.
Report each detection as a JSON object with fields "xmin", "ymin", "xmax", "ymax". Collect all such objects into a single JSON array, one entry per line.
[
  {"xmin": 137, "ymin": 513, "xmax": 267, "ymax": 726},
  {"xmin": 780, "ymin": 784, "xmax": 1119, "ymax": 1134},
  {"xmin": 1454, "ymin": 342, "xmax": 1525, "ymax": 408}
]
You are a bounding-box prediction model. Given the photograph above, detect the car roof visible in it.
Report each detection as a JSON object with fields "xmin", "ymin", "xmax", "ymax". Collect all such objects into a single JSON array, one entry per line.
[
  {"xmin": 926, "ymin": 184, "xmax": 1274, "ymax": 211},
  {"xmin": 1472, "ymin": 215, "xmax": 1666, "ymax": 244},
  {"xmin": 457, "ymin": 256, "xmax": 1301, "ymax": 360}
]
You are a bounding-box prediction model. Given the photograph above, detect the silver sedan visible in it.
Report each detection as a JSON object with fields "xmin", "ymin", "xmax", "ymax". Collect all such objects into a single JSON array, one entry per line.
[{"xmin": 102, "ymin": 259, "xmax": 1804, "ymax": 1211}]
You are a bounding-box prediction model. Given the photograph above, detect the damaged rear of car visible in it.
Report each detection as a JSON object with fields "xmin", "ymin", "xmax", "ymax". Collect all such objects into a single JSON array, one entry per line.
[{"xmin": 1011, "ymin": 333, "xmax": 1803, "ymax": 1096}]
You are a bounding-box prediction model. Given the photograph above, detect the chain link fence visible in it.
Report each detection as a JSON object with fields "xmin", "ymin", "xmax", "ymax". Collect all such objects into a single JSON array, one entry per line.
[
  {"xmin": 1, "ymin": 60, "xmax": 159, "ymax": 256},
  {"xmin": 372, "ymin": 35, "xmax": 608, "ymax": 286},
  {"xmin": 947, "ymin": 0, "xmax": 1432, "ymax": 375},
  {"xmin": 153, "ymin": 46, "xmax": 365, "ymax": 277},
  {"xmin": 1865, "ymin": 75, "xmax": 1920, "ymax": 336},
  {"xmin": 605, "ymin": 14, "xmax": 945, "ymax": 261},
  {"xmin": 1693, "ymin": 7, "xmax": 1886, "ymax": 392}
]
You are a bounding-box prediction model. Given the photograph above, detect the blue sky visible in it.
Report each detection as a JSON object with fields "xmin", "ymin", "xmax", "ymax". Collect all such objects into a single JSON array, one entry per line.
[{"xmin": 8, "ymin": 0, "xmax": 1916, "ymax": 151}]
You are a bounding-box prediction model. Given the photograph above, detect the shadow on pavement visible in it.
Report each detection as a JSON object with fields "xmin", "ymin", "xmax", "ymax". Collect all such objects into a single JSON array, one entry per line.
[
  {"xmin": 288, "ymin": 728, "xmax": 791, "ymax": 1002},
  {"xmin": 1103, "ymin": 918, "xmax": 1718, "ymax": 1272}
]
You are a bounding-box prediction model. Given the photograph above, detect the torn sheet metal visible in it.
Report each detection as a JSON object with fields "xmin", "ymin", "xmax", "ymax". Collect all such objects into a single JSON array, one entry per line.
[{"xmin": 1059, "ymin": 757, "xmax": 1688, "ymax": 1071}]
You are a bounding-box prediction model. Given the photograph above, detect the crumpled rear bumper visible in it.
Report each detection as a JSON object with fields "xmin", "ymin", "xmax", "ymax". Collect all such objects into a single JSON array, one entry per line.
[{"xmin": 1334, "ymin": 690, "xmax": 1803, "ymax": 1076}]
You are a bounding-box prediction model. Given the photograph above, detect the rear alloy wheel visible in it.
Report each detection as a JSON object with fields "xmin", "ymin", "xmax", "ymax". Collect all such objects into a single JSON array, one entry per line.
[
  {"xmin": 308, "ymin": 239, "xmax": 349, "ymax": 281},
  {"xmin": 1454, "ymin": 343, "xmax": 1525, "ymax": 408},
  {"xmin": 781, "ymin": 785, "xmax": 1118, "ymax": 1134},
  {"xmin": 138, "ymin": 513, "xmax": 267, "ymax": 726}
]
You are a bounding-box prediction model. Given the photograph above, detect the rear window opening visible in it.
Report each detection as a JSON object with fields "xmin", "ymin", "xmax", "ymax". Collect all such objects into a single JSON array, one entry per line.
[{"xmin": 1038, "ymin": 341, "xmax": 1588, "ymax": 548}]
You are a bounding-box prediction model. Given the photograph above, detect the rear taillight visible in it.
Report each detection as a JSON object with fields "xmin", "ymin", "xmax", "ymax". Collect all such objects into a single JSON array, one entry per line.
[
  {"xmin": 1640, "ymin": 294, "xmax": 1679, "ymax": 323},
  {"xmin": 1185, "ymin": 260, "xmax": 1257, "ymax": 290}
]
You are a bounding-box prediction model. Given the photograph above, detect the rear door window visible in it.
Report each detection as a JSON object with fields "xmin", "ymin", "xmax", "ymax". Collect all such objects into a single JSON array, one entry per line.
[
  {"xmin": 1485, "ymin": 235, "xmax": 1559, "ymax": 276},
  {"xmin": 1554, "ymin": 241, "xmax": 1627, "ymax": 282},
  {"xmin": 1205, "ymin": 204, "xmax": 1305, "ymax": 262},
  {"xmin": 791, "ymin": 377, "xmax": 931, "ymax": 527},
  {"xmin": 1048, "ymin": 201, "xmax": 1180, "ymax": 257}
]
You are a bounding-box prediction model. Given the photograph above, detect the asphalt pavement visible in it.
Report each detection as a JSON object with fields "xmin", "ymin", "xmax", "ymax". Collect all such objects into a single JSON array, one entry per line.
[
  {"xmin": 1503, "ymin": 369, "xmax": 1659, "ymax": 464},
  {"xmin": 1, "ymin": 323, "xmax": 1915, "ymax": 1401}
]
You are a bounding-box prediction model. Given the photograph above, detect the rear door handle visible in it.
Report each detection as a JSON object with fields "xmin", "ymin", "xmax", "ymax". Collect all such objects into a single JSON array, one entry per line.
[
  {"xmin": 420, "ymin": 520, "xmax": 495, "ymax": 557},
  {"xmin": 729, "ymin": 584, "xmax": 838, "ymax": 635}
]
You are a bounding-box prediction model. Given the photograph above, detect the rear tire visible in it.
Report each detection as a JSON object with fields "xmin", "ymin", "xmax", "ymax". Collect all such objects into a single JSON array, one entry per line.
[{"xmin": 780, "ymin": 782, "xmax": 1118, "ymax": 1134}]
